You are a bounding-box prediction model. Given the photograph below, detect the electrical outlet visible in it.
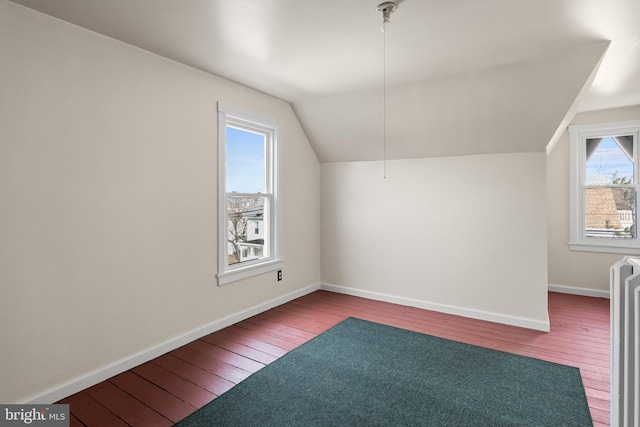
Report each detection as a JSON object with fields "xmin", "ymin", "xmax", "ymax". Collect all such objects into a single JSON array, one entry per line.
[{"xmin": 277, "ymin": 270, "xmax": 282, "ymax": 281}]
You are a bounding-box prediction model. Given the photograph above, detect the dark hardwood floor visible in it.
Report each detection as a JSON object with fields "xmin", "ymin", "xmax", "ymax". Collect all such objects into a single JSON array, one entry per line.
[{"xmin": 59, "ymin": 290, "xmax": 610, "ymax": 426}]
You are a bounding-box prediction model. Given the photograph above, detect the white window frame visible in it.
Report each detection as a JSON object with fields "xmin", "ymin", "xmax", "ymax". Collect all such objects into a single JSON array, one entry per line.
[
  {"xmin": 217, "ymin": 102, "xmax": 283, "ymax": 285},
  {"xmin": 569, "ymin": 119, "xmax": 640, "ymax": 254}
]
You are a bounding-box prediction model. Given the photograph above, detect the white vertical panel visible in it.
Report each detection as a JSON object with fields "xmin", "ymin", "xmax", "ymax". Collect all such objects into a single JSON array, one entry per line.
[
  {"xmin": 623, "ymin": 272, "xmax": 640, "ymax": 426},
  {"xmin": 635, "ymin": 285, "xmax": 640, "ymax": 427},
  {"xmin": 612, "ymin": 257, "xmax": 640, "ymax": 427},
  {"xmin": 611, "ymin": 260, "xmax": 633, "ymax": 427}
]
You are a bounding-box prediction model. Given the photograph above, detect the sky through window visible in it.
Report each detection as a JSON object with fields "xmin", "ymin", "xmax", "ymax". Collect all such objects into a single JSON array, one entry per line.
[
  {"xmin": 586, "ymin": 136, "xmax": 633, "ymax": 185},
  {"xmin": 226, "ymin": 126, "xmax": 266, "ymax": 193}
]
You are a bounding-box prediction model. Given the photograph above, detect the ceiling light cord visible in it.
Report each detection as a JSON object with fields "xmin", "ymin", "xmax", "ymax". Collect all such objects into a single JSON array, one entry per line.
[
  {"xmin": 383, "ymin": 23, "xmax": 387, "ymax": 179},
  {"xmin": 377, "ymin": 2, "xmax": 396, "ymax": 180}
]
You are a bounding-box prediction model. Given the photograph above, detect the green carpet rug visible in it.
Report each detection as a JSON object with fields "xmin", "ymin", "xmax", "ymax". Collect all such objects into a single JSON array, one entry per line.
[{"xmin": 175, "ymin": 317, "xmax": 593, "ymax": 426}]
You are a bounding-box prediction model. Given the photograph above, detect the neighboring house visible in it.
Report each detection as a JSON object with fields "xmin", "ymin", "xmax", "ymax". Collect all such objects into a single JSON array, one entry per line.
[
  {"xmin": 237, "ymin": 220, "xmax": 265, "ymax": 262},
  {"xmin": 228, "ymin": 199, "xmax": 266, "ymax": 263},
  {"xmin": 612, "ymin": 187, "xmax": 635, "ymax": 230},
  {"xmin": 585, "ymin": 187, "xmax": 635, "ymax": 237}
]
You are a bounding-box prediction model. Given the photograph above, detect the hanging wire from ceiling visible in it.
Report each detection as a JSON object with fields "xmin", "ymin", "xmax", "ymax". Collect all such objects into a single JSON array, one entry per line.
[{"xmin": 377, "ymin": 2, "xmax": 397, "ymax": 179}]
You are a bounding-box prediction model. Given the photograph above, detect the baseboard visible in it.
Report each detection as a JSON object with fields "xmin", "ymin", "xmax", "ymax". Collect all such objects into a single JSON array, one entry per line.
[
  {"xmin": 548, "ymin": 283, "xmax": 610, "ymax": 299},
  {"xmin": 24, "ymin": 283, "xmax": 322, "ymax": 404},
  {"xmin": 197, "ymin": 283, "xmax": 321, "ymax": 336},
  {"xmin": 29, "ymin": 281, "xmax": 585, "ymax": 403},
  {"xmin": 320, "ymin": 283, "xmax": 550, "ymax": 332}
]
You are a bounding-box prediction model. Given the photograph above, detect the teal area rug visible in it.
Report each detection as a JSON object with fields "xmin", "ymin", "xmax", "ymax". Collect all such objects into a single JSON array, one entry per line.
[{"xmin": 175, "ymin": 317, "xmax": 592, "ymax": 426}]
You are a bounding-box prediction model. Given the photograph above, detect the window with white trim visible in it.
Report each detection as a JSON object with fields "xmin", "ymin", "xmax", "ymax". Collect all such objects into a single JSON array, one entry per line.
[
  {"xmin": 217, "ymin": 102, "xmax": 282, "ymax": 285},
  {"xmin": 569, "ymin": 120, "xmax": 640, "ymax": 254}
]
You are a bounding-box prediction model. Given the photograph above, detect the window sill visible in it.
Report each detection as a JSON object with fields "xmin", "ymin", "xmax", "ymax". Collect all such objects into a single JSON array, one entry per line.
[
  {"xmin": 217, "ymin": 259, "xmax": 284, "ymax": 286},
  {"xmin": 569, "ymin": 241, "xmax": 640, "ymax": 255}
]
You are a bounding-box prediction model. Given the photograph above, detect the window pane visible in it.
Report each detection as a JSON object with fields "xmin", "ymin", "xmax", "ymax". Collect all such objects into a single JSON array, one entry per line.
[
  {"xmin": 585, "ymin": 187, "xmax": 636, "ymax": 239},
  {"xmin": 227, "ymin": 195, "xmax": 268, "ymax": 265},
  {"xmin": 585, "ymin": 136, "xmax": 634, "ymax": 185},
  {"xmin": 226, "ymin": 126, "xmax": 266, "ymax": 193}
]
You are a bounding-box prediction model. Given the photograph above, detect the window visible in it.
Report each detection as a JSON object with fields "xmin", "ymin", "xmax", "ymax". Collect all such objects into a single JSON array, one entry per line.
[
  {"xmin": 569, "ymin": 120, "xmax": 640, "ymax": 254},
  {"xmin": 217, "ymin": 102, "xmax": 282, "ymax": 285}
]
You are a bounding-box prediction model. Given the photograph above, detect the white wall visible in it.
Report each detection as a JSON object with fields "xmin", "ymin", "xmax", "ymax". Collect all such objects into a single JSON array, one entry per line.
[
  {"xmin": 0, "ymin": 1, "xmax": 320, "ymax": 403},
  {"xmin": 321, "ymin": 153, "xmax": 549, "ymax": 330},
  {"xmin": 547, "ymin": 105, "xmax": 640, "ymax": 293}
]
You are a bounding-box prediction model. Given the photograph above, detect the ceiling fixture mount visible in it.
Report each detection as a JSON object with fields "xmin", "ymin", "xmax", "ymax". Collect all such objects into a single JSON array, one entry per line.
[{"xmin": 377, "ymin": 1, "xmax": 397, "ymax": 33}]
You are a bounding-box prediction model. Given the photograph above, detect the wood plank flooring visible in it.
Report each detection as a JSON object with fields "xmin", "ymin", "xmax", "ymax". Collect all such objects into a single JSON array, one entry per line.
[{"xmin": 58, "ymin": 291, "xmax": 610, "ymax": 426}]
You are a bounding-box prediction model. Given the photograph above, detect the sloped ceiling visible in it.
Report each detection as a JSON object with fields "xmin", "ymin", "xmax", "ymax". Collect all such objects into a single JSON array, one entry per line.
[
  {"xmin": 9, "ymin": 0, "xmax": 640, "ymax": 162},
  {"xmin": 297, "ymin": 43, "xmax": 609, "ymax": 161}
]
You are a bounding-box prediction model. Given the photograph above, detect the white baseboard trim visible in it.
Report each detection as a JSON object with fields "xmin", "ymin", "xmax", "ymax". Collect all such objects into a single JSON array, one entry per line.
[
  {"xmin": 29, "ymin": 281, "xmax": 588, "ymax": 403},
  {"xmin": 24, "ymin": 283, "xmax": 321, "ymax": 404},
  {"xmin": 548, "ymin": 283, "xmax": 610, "ymax": 299},
  {"xmin": 320, "ymin": 283, "xmax": 550, "ymax": 332}
]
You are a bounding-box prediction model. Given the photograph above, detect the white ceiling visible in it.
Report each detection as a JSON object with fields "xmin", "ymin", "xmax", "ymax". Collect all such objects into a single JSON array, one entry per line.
[{"xmin": 10, "ymin": 0, "xmax": 640, "ymax": 162}]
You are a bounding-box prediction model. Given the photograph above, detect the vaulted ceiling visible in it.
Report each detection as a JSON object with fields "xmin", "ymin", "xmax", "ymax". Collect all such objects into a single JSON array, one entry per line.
[{"xmin": 11, "ymin": 0, "xmax": 640, "ymax": 162}]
